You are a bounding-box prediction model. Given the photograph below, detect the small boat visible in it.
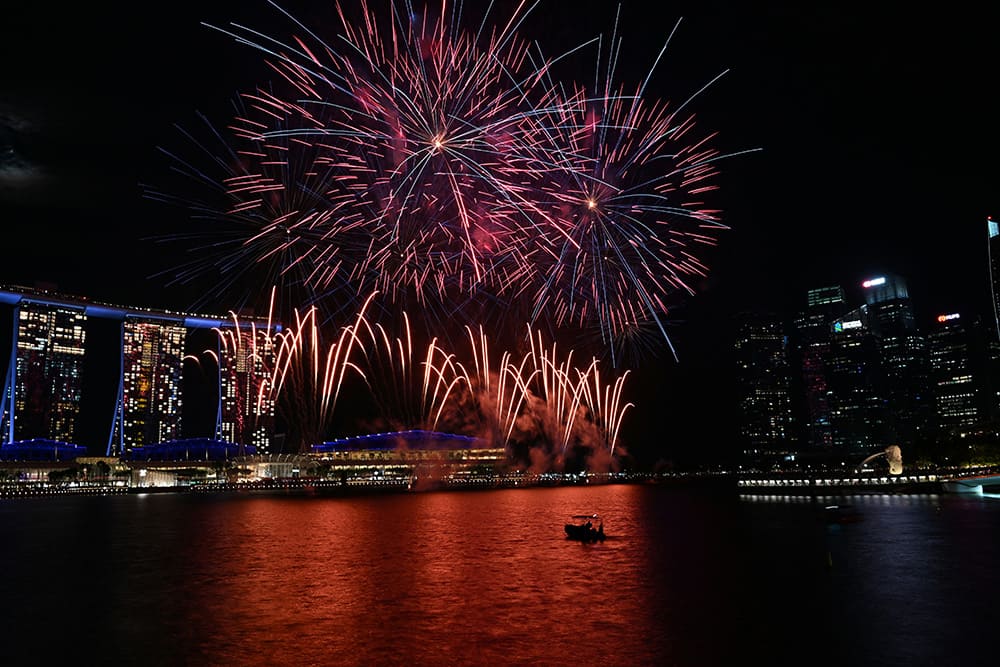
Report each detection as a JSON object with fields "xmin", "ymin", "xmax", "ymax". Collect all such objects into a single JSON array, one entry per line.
[{"xmin": 565, "ymin": 514, "xmax": 606, "ymax": 542}]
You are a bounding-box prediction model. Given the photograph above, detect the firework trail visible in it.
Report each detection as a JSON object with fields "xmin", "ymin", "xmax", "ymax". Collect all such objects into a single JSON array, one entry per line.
[
  {"xmin": 150, "ymin": 0, "xmax": 739, "ymax": 366},
  {"xmin": 218, "ymin": 289, "xmax": 473, "ymax": 451},
  {"xmin": 514, "ymin": 326, "xmax": 635, "ymax": 466},
  {"xmin": 209, "ymin": 288, "xmax": 372, "ymax": 453},
  {"xmin": 577, "ymin": 364, "xmax": 634, "ymax": 459},
  {"xmin": 213, "ymin": 291, "xmax": 632, "ymax": 467},
  {"xmin": 461, "ymin": 323, "xmax": 538, "ymax": 448},
  {"xmin": 266, "ymin": 306, "xmax": 340, "ymax": 451},
  {"xmin": 143, "ymin": 105, "xmax": 376, "ymax": 320},
  {"xmin": 206, "ymin": 0, "xmax": 565, "ymax": 312},
  {"xmin": 347, "ymin": 310, "xmax": 469, "ymax": 432}
]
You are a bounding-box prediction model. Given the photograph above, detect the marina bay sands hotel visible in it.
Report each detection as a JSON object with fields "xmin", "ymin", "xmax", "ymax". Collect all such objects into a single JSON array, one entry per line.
[{"xmin": 0, "ymin": 285, "xmax": 278, "ymax": 459}]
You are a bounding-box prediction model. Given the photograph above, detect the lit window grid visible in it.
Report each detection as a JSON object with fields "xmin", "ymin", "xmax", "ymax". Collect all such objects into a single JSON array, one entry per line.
[
  {"xmin": 12, "ymin": 305, "xmax": 87, "ymax": 443},
  {"xmin": 120, "ymin": 322, "xmax": 185, "ymax": 453},
  {"xmin": 219, "ymin": 330, "xmax": 275, "ymax": 452}
]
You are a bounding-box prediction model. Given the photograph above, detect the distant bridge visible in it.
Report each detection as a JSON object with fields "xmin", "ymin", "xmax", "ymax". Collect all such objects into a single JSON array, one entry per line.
[
  {"xmin": 940, "ymin": 471, "xmax": 1000, "ymax": 495},
  {"xmin": 736, "ymin": 471, "xmax": 940, "ymax": 493},
  {"xmin": 737, "ymin": 466, "xmax": 1000, "ymax": 495}
]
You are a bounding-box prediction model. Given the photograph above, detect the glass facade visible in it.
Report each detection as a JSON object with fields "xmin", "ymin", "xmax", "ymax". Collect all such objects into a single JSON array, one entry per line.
[
  {"xmin": 862, "ymin": 274, "xmax": 930, "ymax": 449},
  {"xmin": 927, "ymin": 314, "xmax": 981, "ymax": 437},
  {"xmin": 118, "ymin": 320, "xmax": 187, "ymax": 456},
  {"xmin": 826, "ymin": 306, "xmax": 889, "ymax": 453},
  {"xmin": 9, "ymin": 303, "xmax": 87, "ymax": 444},
  {"xmin": 793, "ymin": 285, "xmax": 849, "ymax": 450},
  {"xmin": 218, "ymin": 329, "xmax": 276, "ymax": 455},
  {"xmin": 988, "ymin": 216, "xmax": 1000, "ymax": 341},
  {"xmin": 734, "ymin": 312, "xmax": 796, "ymax": 463}
]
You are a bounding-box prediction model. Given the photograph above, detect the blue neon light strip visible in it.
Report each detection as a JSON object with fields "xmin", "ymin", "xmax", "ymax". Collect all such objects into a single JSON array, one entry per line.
[
  {"xmin": 313, "ymin": 429, "xmax": 487, "ymax": 452},
  {"xmin": 0, "ymin": 287, "xmax": 278, "ymax": 329}
]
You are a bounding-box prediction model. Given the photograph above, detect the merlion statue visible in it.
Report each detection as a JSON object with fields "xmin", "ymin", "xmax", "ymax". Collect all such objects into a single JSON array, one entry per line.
[
  {"xmin": 884, "ymin": 445, "xmax": 903, "ymax": 475},
  {"xmin": 859, "ymin": 445, "xmax": 903, "ymax": 475}
]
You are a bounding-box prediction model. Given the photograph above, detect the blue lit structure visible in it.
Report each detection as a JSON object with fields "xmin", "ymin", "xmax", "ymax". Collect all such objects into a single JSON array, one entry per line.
[
  {"xmin": 310, "ymin": 430, "xmax": 506, "ymax": 481},
  {"xmin": 0, "ymin": 285, "xmax": 280, "ymax": 459},
  {"xmin": 0, "ymin": 438, "xmax": 88, "ymax": 462},
  {"xmin": 1, "ymin": 296, "xmax": 87, "ymax": 446},
  {"xmin": 125, "ymin": 438, "xmax": 256, "ymax": 462},
  {"xmin": 0, "ymin": 286, "xmax": 272, "ymax": 330},
  {"xmin": 312, "ymin": 429, "xmax": 487, "ymax": 453}
]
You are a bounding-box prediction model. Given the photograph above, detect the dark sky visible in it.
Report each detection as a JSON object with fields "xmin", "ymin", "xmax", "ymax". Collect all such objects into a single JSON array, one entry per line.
[{"xmin": 2, "ymin": 1, "xmax": 998, "ymax": 465}]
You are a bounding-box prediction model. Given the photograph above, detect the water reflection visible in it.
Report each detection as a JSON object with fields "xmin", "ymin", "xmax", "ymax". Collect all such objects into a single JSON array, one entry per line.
[
  {"xmin": 133, "ymin": 487, "xmax": 683, "ymax": 666},
  {"xmin": 1, "ymin": 485, "xmax": 997, "ymax": 666}
]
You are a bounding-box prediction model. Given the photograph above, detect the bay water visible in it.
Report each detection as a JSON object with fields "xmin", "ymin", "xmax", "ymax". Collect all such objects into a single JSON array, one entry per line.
[{"xmin": 1, "ymin": 483, "xmax": 997, "ymax": 666}]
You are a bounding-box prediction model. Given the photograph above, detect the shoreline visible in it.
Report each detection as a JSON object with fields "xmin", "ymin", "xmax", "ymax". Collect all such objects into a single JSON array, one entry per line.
[
  {"xmin": 1, "ymin": 472, "xmax": 719, "ymax": 500},
  {"xmin": 4, "ymin": 466, "xmax": 998, "ymax": 500}
]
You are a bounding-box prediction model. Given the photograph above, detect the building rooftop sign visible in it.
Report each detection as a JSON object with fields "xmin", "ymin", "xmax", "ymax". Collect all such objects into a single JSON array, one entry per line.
[{"xmin": 833, "ymin": 320, "xmax": 863, "ymax": 332}]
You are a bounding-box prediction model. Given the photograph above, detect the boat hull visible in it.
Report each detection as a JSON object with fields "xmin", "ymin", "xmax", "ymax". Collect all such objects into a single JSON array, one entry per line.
[{"xmin": 564, "ymin": 523, "xmax": 605, "ymax": 542}]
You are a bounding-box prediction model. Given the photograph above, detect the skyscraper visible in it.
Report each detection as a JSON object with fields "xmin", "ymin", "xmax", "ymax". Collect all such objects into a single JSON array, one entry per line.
[
  {"xmin": 861, "ymin": 273, "xmax": 931, "ymax": 449},
  {"xmin": 217, "ymin": 328, "xmax": 276, "ymax": 454},
  {"xmin": 3, "ymin": 302, "xmax": 87, "ymax": 444},
  {"xmin": 927, "ymin": 312, "xmax": 980, "ymax": 438},
  {"xmin": 793, "ymin": 285, "xmax": 849, "ymax": 450},
  {"xmin": 826, "ymin": 305, "xmax": 889, "ymax": 454},
  {"xmin": 988, "ymin": 215, "xmax": 1000, "ymax": 341},
  {"xmin": 734, "ymin": 312, "xmax": 796, "ymax": 465},
  {"xmin": 112, "ymin": 319, "xmax": 187, "ymax": 457}
]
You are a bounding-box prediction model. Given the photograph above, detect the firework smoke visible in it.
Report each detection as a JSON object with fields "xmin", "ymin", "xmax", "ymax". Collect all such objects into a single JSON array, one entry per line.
[{"xmin": 219, "ymin": 294, "xmax": 632, "ymax": 468}]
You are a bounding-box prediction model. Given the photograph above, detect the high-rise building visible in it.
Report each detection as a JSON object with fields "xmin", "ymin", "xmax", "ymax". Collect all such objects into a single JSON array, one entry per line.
[
  {"xmin": 112, "ymin": 319, "xmax": 187, "ymax": 457},
  {"xmin": 217, "ymin": 328, "xmax": 276, "ymax": 454},
  {"xmin": 793, "ymin": 285, "xmax": 849, "ymax": 449},
  {"xmin": 927, "ymin": 312, "xmax": 980, "ymax": 438},
  {"xmin": 806, "ymin": 286, "xmax": 848, "ymax": 312},
  {"xmin": 826, "ymin": 305, "xmax": 889, "ymax": 454},
  {"xmin": 2, "ymin": 302, "xmax": 87, "ymax": 444},
  {"xmin": 861, "ymin": 274, "xmax": 931, "ymax": 449},
  {"xmin": 734, "ymin": 312, "xmax": 796, "ymax": 464},
  {"xmin": 987, "ymin": 215, "xmax": 1000, "ymax": 341},
  {"xmin": 980, "ymin": 334, "xmax": 1000, "ymax": 423}
]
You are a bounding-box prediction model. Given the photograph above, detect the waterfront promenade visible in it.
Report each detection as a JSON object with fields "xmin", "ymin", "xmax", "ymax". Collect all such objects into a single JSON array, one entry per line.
[
  {"xmin": 0, "ymin": 470, "xmax": 662, "ymax": 499},
  {"xmin": 736, "ymin": 465, "xmax": 1000, "ymax": 495},
  {"xmin": 4, "ymin": 464, "xmax": 1000, "ymax": 499}
]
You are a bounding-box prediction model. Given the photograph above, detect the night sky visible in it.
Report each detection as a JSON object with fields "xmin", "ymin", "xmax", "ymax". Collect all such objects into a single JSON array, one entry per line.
[{"xmin": 2, "ymin": 1, "xmax": 998, "ymax": 466}]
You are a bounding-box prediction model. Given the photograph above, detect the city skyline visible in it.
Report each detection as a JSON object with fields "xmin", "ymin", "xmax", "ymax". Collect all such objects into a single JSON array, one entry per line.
[
  {"xmin": 653, "ymin": 262, "xmax": 1000, "ymax": 467},
  {"xmin": 733, "ymin": 271, "xmax": 1000, "ymax": 471},
  {"xmin": 2, "ymin": 1, "xmax": 998, "ymax": 466},
  {"xmin": 2, "ymin": 266, "xmax": 991, "ymax": 463}
]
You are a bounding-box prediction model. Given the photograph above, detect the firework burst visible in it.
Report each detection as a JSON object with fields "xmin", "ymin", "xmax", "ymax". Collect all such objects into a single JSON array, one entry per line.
[
  {"xmin": 209, "ymin": 0, "xmax": 564, "ymax": 309},
  {"xmin": 153, "ymin": 0, "xmax": 742, "ymax": 368}
]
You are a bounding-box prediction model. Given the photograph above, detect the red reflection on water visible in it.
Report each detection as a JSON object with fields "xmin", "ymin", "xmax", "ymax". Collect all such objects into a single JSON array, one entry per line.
[{"xmin": 161, "ymin": 486, "xmax": 678, "ymax": 665}]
